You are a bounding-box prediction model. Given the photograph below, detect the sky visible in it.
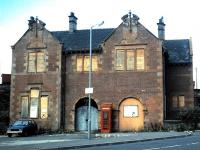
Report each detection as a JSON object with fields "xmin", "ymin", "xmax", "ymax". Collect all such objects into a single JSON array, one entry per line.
[{"xmin": 0, "ymin": 0, "xmax": 199, "ymax": 87}]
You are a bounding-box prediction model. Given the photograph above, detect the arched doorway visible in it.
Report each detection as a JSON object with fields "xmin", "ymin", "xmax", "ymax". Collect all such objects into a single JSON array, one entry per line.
[
  {"xmin": 75, "ymin": 97, "xmax": 98, "ymax": 132},
  {"xmin": 119, "ymin": 98, "xmax": 144, "ymax": 131}
]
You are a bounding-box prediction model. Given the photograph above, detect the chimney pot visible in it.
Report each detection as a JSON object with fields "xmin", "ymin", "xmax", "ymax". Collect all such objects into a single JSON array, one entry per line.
[
  {"xmin": 68, "ymin": 12, "xmax": 77, "ymax": 32},
  {"xmin": 157, "ymin": 16, "xmax": 165, "ymax": 40}
]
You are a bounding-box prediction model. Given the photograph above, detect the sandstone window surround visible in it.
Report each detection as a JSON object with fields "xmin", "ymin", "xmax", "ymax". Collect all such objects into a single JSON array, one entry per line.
[
  {"xmin": 115, "ymin": 48, "xmax": 145, "ymax": 71},
  {"xmin": 27, "ymin": 51, "xmax": 46, "ymax": 73},
  {"xmin": 76, "ymin": 55, "xmax": 98, "ymax": 72},
  {"xmin": 20, "ymin": 89, "xmax": 48, "ymax": 119},
  {"xmin": 172, "ymin": 95, "xmax": 185, "ymax": 108}
]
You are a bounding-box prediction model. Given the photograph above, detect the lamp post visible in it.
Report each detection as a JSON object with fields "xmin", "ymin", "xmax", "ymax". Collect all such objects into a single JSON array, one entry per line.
[{"xmin": 88, "ymin": 21, "xmax": 104, "ymax": 140}]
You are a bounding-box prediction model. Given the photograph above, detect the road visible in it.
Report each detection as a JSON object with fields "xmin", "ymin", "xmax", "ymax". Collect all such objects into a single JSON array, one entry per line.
[
  {"xmin": 0, "ymin": 132, "xmax": 197, "ymax": 150},
  {"xmin": 0, "ymin": 133, "xmax": 87, "ymax": 150},
  {"xmin": 75, "ymin": 133, "xmax": 200, "ymax": 150}
]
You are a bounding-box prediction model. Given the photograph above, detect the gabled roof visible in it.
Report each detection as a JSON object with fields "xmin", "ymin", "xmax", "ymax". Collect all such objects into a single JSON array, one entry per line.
[
  {"xmin": 163, "ymin": 39, "xmax": 192, "ymax": 64},
  {"xmin": 51, "ymin": 28, "xmax": 114, "ymax": 53}
]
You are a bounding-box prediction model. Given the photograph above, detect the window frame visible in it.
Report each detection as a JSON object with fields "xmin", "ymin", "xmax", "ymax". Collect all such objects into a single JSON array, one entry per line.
[
  {"xmin": 116, "ymin": 50, "xmax": 125, "ymax": 71},
  {"xmin": 178, "ymin": 95, "xmax": 185, "ymax": 108},
  {"xmin": 20, "ymin": 89, "xmax": 49, "ymax": 119},
  {"xmin": 27, "ymin": 51, "xmax": 46, "ymax": 73},
  {"xmin": 40, "ymin": 96, "xmax": 48, "ymax": 119},
  {"xmin": 76, "ymin": 55, "xmax": 98, "ymax": 72},
  {"xmin": 126, "ymin": 50, "xmax": 135, "ymax": 70},
  {"xmin": 172, "ymin": 96, "xmax": 178, "ymax": 108},
  {"xmin": 21, "ymin": 96, "xmax": 29, "ymax": 118},
  {"xmin": 115, "ymin": 48, "xmax": 145, "ymax": 71},
  {"xmin": 136, "ymin": 49, "xmax": 145, "ymax": 70},
  {"xmin": 30, "ymin": 89, "xmax": 40, "ymax": 118},
  {"xmin": 171, "ymin": 95, "xmax": 185, "ymax": 109}
]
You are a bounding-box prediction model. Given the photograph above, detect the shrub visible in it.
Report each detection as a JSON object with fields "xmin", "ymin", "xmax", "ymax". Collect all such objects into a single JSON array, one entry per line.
[{"xmin": 178, "ymin": 108, "xmax": 200, "ymax": 130}]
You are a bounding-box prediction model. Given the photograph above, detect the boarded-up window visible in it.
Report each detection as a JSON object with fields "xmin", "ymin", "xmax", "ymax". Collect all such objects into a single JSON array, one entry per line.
[
  {"xmin": 136, "ymin": 49, "xmax": 144, "ymax": 70},
  {"xmin": 116, "ymin": 50, "xmax": 125, "ymax": 70},
  {"xmin": 28, "ymin": 52, "xmax": 45, "ymax": 73},
  {"xmin": 179, "ymin": 96, "xmax": 185, "ymax": 108},
  {"xmin": 124, "ymin": 105, "xmax": 138, "ymax": 117},
  {"xmin": 127, "ymin": 50, "xmax": 135, "ymax": 70},
  {"xmin": 92, "ymin": 56, "xmax": 98, "ymax": 71},
  {"xmin": 77, "ymin": 55, "xmax": 98, "ymax": 72},
  {"xmin": 30, "ymin": 89, "xmax": 39, "ymax": 118},
  {"xmin": 84, "ymin": 56, "xmax": 90, "ymax": 71},
  {"xmin": 41, "ymin": 96, "xmax": 48, "ymax": 119},
  {"xmin": 28, "ymin": 53, "xmax": 36, "ymax": 72},
  {"xmin": 115, "ymin": 49, "xmax": 145, "ymax": 71},
  {"xmin": 172, "ymin": 96, "xmax": 178, "ymax": 108},
  {"xmin": 77, "ymin": 56, "xmax": 83, "ymax": 72},
  {"xmin": 37, "ymin": 52, "xmax": 45, "ymax": 72},
  {"xmin": 21, "ymin": 96, "xmax": 29, "ymax": 118}
]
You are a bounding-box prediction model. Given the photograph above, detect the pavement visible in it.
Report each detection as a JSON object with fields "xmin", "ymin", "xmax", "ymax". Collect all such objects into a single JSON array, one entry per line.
[{"xmin": 0, "ymin": 131, "xmax": 193, "ymax": 150}]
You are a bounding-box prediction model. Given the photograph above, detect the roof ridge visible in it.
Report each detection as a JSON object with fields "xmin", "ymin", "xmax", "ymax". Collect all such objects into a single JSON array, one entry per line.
[
  {"xmin": 51, "ymin": 28, "xmax": 114, "ymax": 33},
  {"xmin": 164, "ymin": 39, "xmax": 189, "ymax": 41}
]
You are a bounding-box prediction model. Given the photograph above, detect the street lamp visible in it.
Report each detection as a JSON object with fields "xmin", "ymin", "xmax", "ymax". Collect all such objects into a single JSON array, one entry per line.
[{"xmin": 88, "ymin": 21, "xmax": 104, "ymax": 140}]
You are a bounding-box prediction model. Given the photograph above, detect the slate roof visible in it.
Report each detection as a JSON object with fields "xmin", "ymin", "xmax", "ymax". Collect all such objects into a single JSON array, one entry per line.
[
  {"xmin": 51, "ymin": 28, "xmax": 191, "ymax": 64},
  {"xmin": 163, "ymin": 39, "xmax": 192, "ymax": 64},
  {"xmin": 51, "ymin": 28, "xmax": 114, "ymax": 52}
]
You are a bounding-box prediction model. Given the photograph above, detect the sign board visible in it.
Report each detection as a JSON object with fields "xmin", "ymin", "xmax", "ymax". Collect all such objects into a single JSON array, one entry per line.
[
  {"xmin": 85, "ymin": 87, "xmax": 93, "ymax": 94},
  {"xmin": 124, "ymin": 105, "xmax": 138, "ymax": 117}
]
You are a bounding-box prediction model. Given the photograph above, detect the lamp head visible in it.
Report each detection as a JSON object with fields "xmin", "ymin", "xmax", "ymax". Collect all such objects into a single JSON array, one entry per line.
[{"xmin": 98, "ymin": 21, "xmax": 104, "ymax": 27}]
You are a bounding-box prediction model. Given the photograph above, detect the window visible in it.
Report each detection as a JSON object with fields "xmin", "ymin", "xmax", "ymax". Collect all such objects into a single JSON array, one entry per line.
[
  {"xmin": 21, "ymin": 89, "xmax": 49, "ymax": 119},
  {"xmin": 41, "ymin": 96, "xmax": 48, "ymax": 119},
  {"xmin": 116, "ymin": 50, "xmax": 125, "ymax": 70},
  {"xmin": 179, "ymin": 96, "xmax": 185, "ymax": 108},
  {"xmin": 21, "ymin": 96, "xmax": 29, "ymax": 118},
  {"xmin": 136, "ymin": 49, "xmax": 144, "ymax": 70},
  {"xmin": 92, "ymin": 56, "xmax": 98, "ymax": 71},
  {"xmin": 30, "ymin": 89, "xmax": 39, "ymax": 118},
  {"xmin": 76, "ymin": 55, "xmax": 98, "ymax": 72},
  {"xmin": 127, "ymin": 50, "xmax": 135, "ymax": 70},
  {"xmin": 172, "ymin": 96, "xmax": 178, "ymax": 108},
  {"xmin": 84, "ymin": 56, "xmax": 90, "ymax": 71},
  {"xmin": 28, "ymin": 51, "xmax": 46, "ymax": 73},
  {"xmin": 172, "ymin": 95, "xmax": 185, "ymax": 108},
  {"xmin": 28, "ymin": 53, "xmax": 36, "ymax": 72},
  {"xmin": 37, "ymin": 52, "xmax": 45, "ymax": 72},
  {"xmin": 116, "ymin": 49, "xmax": 144, "ymax": 71},
  {"xmin": 76, "ymin": 56, "xmax": 83, "ymax": 72}
]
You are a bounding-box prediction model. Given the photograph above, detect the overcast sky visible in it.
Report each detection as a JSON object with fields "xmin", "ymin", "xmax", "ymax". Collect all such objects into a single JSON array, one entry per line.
[{"xmin": 0, "ymin": 0, "xmax": 199, "ymax": 87}]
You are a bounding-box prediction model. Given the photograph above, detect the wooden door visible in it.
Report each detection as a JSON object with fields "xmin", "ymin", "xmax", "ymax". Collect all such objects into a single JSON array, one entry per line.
[{"xmin": 75, "ymin": 106, "xmax": 98, "ymax": 131}]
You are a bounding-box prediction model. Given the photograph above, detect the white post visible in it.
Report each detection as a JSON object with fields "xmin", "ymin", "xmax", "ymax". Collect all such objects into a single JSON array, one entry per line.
[
  {"xmin": 88, "ymin": 26, "xmax": 92, "ymax": 140},
  {"xmin": 88, "ymin": 21, "xmax": 104, "ymax": 140}
]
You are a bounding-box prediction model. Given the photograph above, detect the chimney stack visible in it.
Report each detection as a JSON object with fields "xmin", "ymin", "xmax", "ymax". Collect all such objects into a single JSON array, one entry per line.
[
  {"xmin": 68, "ymin": 12, "xmax": 77, "ymax": 32},
  {"xmin": 157, "ymin": 16, "xmax": 165, "ymax": 40}
]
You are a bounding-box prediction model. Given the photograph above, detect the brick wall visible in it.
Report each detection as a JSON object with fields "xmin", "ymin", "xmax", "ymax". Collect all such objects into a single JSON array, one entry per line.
[
  {"xmin": 166, "ymin": 64, "xmax": 194, "ymax": 119},
  {"xmin": 10, "ymin": 27, "xmax": 62, "ymax": 130},
  {"xmin": 64, "ymin": 23, "xmax": 164, "ymax": 131}
]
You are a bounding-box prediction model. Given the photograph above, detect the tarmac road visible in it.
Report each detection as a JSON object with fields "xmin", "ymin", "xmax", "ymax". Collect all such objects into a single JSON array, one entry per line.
[
  {"xmin": 76, "ymin": 133, "xmax": 200, "ymax": 150},
  {"xmin": 0, "ymin": 131, "xmax": 192, "ymax": 150}
]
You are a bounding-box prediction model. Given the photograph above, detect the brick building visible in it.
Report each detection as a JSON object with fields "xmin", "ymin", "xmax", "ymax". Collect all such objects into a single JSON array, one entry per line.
[{"xmin": 10, "ymin": 12, "xmax": 193, "ymax": 132}]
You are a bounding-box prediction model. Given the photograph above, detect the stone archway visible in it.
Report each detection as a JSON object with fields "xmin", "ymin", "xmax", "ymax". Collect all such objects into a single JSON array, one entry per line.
[
  {"xmin": 119, "ymin": 98, "xmax": 144, "ymax": 131},
  {"xmin": 75, "ymin": 97, "xmax": 98, "ymax": 132}
]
